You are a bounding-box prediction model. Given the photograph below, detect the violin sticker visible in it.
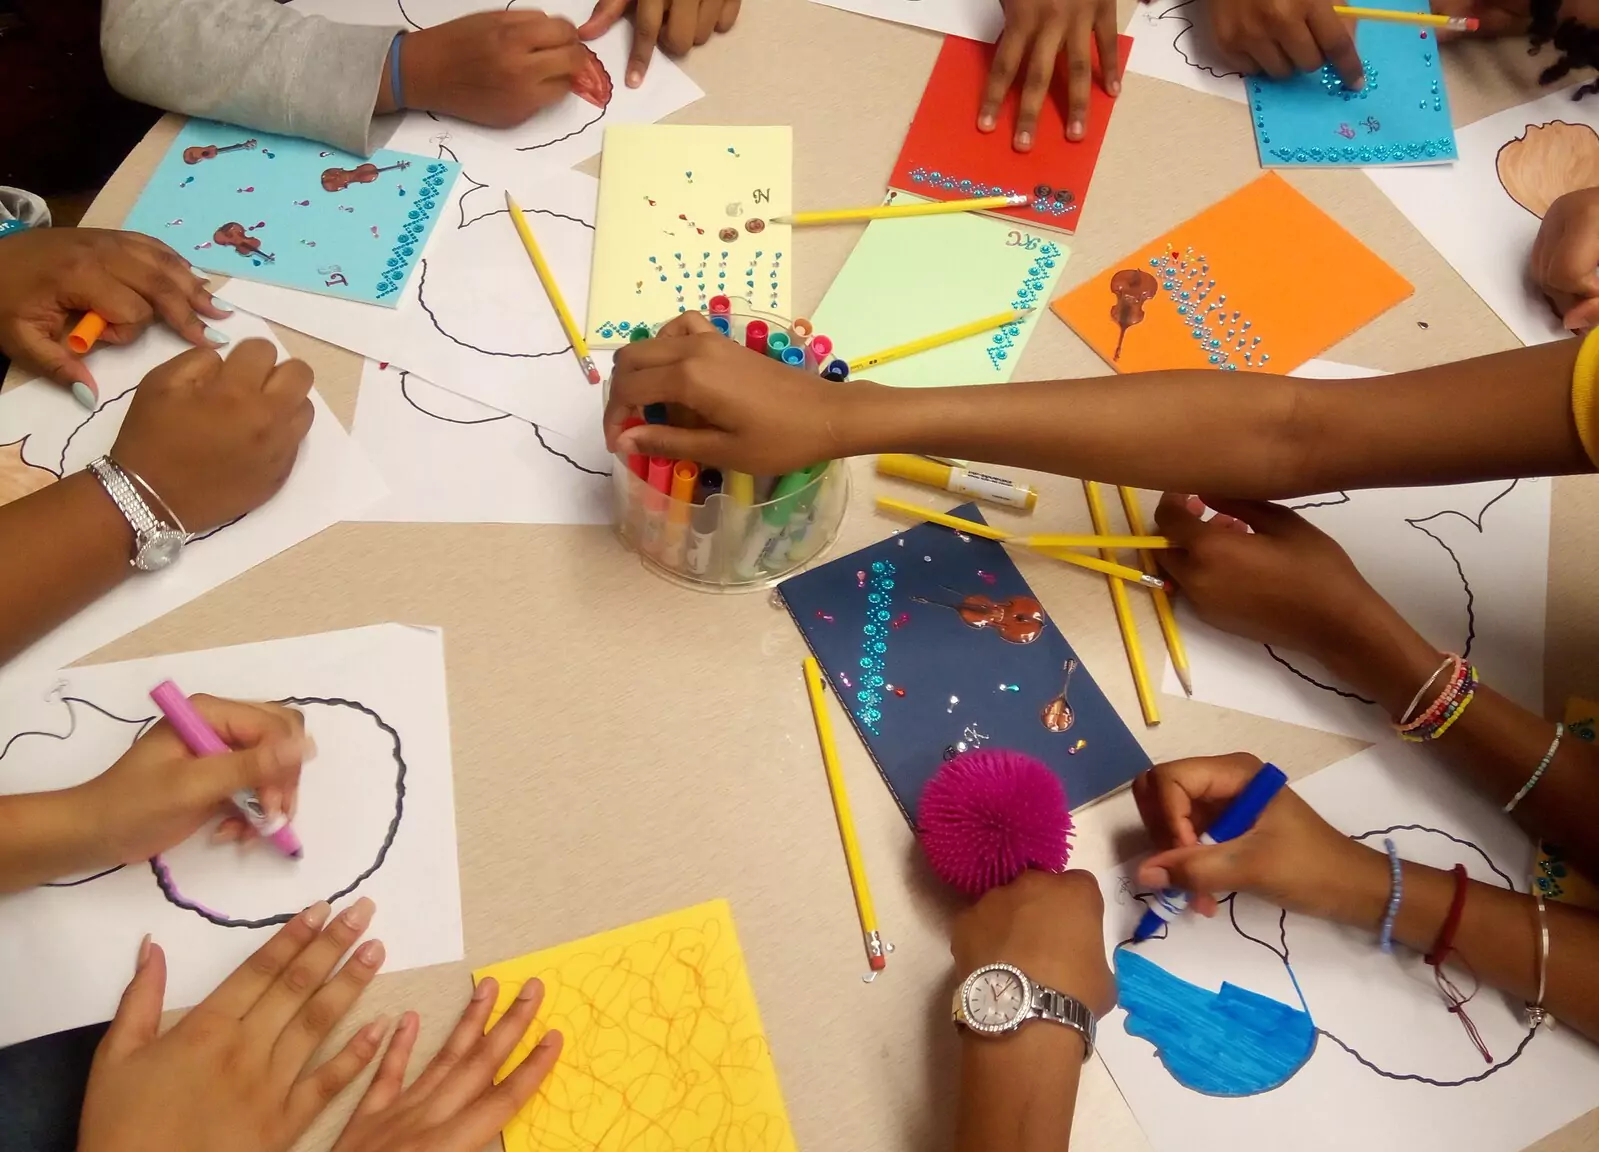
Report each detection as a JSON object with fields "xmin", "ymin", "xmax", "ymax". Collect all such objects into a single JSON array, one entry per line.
[
  {"xmin": 911, "ymin": 586, "xmax": 1047, "ymax": 645},
  {"xmin": 183, "ymin": 138, "xmax": 258, "ymax": 165},
  {"xmin": 1109, "ymin": 268, "xmax": 1158, "ymax": 361},
  {"xmin": 1040, "ymin": 659, "xmax": 1078, "ymax": 732},
  {"xmin": 321, "ymin": 161, "xmax": 411, "ymax": 193},
  {"xmin": 213, "ymin": 222, "xmax": 275, "ymax": 264}
]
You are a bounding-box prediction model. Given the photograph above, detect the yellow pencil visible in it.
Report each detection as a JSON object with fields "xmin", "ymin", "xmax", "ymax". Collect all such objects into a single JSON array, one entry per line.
[
  {"xmin": 875, "ymin": 496, "xmax": 1169, "ymax": 589},
  {"xmin": 851, "ymin": 309, "xmax": 1033, "ymax": 373},
  {"xmin": 1085, "ymin": 482, "xmax": 1160, "ymax": 726},
  {"xmin": 1024, "ymin": 532, "xmax": 1171, "ymax": 550},
  {"xmin": 772, "ymin": 192, "xmax": 1029, "ymax": 226},
  {"xmin": 802, "ymin": 657, "xmax": 888, "ymax": 974},
  {"xmin": 1332, "ymin": 5, "xmax": 1477, "ymax": 28},
  {"xmin": 1117, "ymin": 486, "xmax": 1192, "ymax": 698},
  {"xmin": 504, "ymin": 191, "xmax": 600, "ymax": 385}
]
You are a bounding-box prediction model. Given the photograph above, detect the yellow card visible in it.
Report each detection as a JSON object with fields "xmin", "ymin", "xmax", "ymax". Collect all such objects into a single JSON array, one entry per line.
[
  {"xmin": 587, "ymin": 126, "xmax": 793, "ymax": 346},
  {"xmin": 474, "ymin": 898, "xmax": 797, "ymax": 1151}
]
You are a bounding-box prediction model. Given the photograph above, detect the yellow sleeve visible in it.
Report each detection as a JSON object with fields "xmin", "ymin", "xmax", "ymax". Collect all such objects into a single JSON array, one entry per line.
[{"xmin": 1573, "ymin": 326, "xmax": 1599, "ymax": 469}]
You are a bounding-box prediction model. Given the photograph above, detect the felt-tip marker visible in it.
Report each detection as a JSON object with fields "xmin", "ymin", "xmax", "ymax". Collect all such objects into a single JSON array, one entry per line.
[
  {"xmin": 149, "ymin": 680, "xmax": 305, "ymax": 859},
  {"xmin": 1131, "ymin": 761, "xmax": 1288, "ymax": 943}
]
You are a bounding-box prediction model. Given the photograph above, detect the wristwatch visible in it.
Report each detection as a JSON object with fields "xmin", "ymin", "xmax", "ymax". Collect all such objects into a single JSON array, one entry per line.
[
  {"xmin": 88, "ymin": 456, "xmax": 187, "ymax": 572},
  {"xmin": 952, "ymin": 963, "xmax": 1097, "ymax": 1060}
]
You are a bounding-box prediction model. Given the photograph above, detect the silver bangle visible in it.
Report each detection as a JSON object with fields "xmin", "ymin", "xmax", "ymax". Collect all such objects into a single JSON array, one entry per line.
[
  {"xmin": 1526, "ymin": 889, "xmax": 1551, "ymax": 1029},
  {"xmin": 1504, "ymin": 723, "xmax": 1563, "ymax": 814},
  {"xmin": 112, "ymin": 458, "xmax": 189, "ymax": 538},
  {"xmin": 1399, "ymin": 655, "xmax": 1456, "ymax": 726}
]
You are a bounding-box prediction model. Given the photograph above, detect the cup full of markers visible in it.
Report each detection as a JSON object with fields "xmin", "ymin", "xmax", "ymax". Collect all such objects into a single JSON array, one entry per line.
[{"xmin": 607, "ymin": 299, "xmax": 851, "ymax": 591}]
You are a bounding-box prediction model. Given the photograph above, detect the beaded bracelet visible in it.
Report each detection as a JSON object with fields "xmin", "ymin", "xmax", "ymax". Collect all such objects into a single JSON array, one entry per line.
[
  {"xmin": 1378, "ymin": 837, "xmax": 1402, "ymax": 953},
  {"xmin": 1400, "ymin": 664, "xmax": 1478, "ymax": 743},
  {"xmin": 1396, "ymin": 655, "xmax": 1466, "ymax": 735},
  {"xmin": 1504, "ymin": 723, "xmax": 1564, "ymax": 814}
]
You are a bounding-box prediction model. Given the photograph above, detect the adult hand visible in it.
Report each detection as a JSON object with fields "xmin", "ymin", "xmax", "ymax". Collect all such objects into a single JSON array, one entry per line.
[
  {"xmin": 980, "ymin": 0, "xmax": 1119, "ymax": 151},
  {"xmin": 604, "ymin": 310, "xmax": 861, "ymax": 474},
  {"xmin": 1530, "ymin": 187, "xmax": 1599, "ymax": 332},
  {"xmin": 951, "ymin": 870, "xmax": 1116, "ymax": 1018},
  {"xmin": 0, "ymin": 228, "xmax": 229, "ymax": 405},
  {"xmin": 1209, "ymin": 0, "xmax": 1364, "ymax": 84},
  {"xmin": 78, "ymin": 695, "xmax": 310, "ymax": 865},
  {"xmin": 1131, "ymin": 753, "xmax": 1382, "ymax": 923},
  {"xmin": 580, "ymin": 0, "xmax": 741, "ymax": 88},
  {"xmin": 399, "ymin": 11, "xmax": 589, "ymax": 129},
  {"xmin": 331, "ymin": 976, "xmax": 563, "ymax": 1152},
  {"xmin": 110, "ymin": 339, "xmax": 315, "ymax": 533},
  {"xmin": 78, "ymin": 899, "xmax": 389, "ymax": 1152}
]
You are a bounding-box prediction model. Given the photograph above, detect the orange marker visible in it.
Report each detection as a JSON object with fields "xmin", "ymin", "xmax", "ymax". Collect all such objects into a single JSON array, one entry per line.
[{"xmin": 67, "ymin": 312, "xmax": 107, "ymax": 356}]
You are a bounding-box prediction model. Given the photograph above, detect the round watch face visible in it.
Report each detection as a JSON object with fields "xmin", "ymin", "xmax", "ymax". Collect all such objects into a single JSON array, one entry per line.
[
  {"xmin": 136, "ymin": 529, "xmax": 185, "ymax": 572},
  {"xmin": 963, "ymin": 965, "xmax": 1030, "ymax": 1033}
]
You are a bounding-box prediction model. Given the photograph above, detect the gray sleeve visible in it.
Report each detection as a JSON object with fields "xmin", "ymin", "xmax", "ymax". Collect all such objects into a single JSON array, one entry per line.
[{"xmin": 101, "ymin": 0, "xmax": 403, "ymax": 156}]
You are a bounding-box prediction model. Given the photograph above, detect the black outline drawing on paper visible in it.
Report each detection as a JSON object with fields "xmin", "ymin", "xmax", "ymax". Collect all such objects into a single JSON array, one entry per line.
[
  {"xmin": 1137, "ymin": 0, "xmax": 1244, "ymax": 80},
  {"xmin": 0, "ymin": 694, "xmax": 406, "ymax": 928},
  {"xmin": 1495, "ymin": 120, "xmax": 1599, "ymax": 221}
]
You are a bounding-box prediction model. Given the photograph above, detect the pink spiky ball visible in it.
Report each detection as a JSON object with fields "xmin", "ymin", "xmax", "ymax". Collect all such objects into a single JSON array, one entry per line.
[{"xmin": 916, "ymin": 748, "xmax": 1072, "ymax": 897}]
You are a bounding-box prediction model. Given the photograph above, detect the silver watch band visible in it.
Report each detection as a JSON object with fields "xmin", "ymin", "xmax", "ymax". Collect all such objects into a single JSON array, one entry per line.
[
  {"xmin": 1030, "ymin": 982, "xmax": 1096, "ymax": 1059},
  {"xmin": 89, "ymin": 456, "xmax": 161, "ymax": 541}
]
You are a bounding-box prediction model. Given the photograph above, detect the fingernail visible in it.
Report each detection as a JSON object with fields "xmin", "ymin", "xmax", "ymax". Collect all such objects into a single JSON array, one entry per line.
[
  {"xmin": 1015, "ymin": 131, "xmax": 1032, "ymax": 149},
  {"xmin": 359, "ymin": 1016, "xmax": 390, "ymax": 1044},
  {"xmin": 302, "ymin": 900, "xmax": 332, "ymax": 929},
  {"xmin": 357, "ymin": 939, "xmax": 386, "ymax": 966},
  {"xmin": 536, "ymin": 1028, "xmax": 563, "ymax": 1050},
  {"xmin": 210, "ymin": 297, "xmax": 236, "ymax": 314},
  {"xmin": 137, "ymin": 932, "xmax": 152, "ymax": 970},
  {"xmin": 342, "ymin": 897, "xmax": 376, "ymax": 930},
  {"xmin": 1069, "ymin": 119, "xmax": 1084, "ymax": 138},
  {"xmin": 272, "ymin": 739, "xmax": 304, "ymax": 771},
  {"xmin": 1109, "ymin": 78, "xmax": 1121, "ymax": 96},
  {"xmin": 189, "ymin": 263, "xmax": 211, "ymax": 279},
  {"xmin": 71, "ymin": 382, "xmax": 97, "ymax": 410},
  {"xmin": 977, "ymin": 112, "xmax": 995, "ymax": 131},
  {"xmin": 473, "ymin": 977, "xmax": 496, "ymax": 1001},
  {"xmin": 1141, "ymin": 866, "xmax": 1171, "ymax": 888},
  {"xmin": 302, "ymin": 735, "xmax": 319, "ymax": 761},
  {"xmin": 402, "ymin": 1010, "xmax": 419, "ymax": 1031},
  {"xmin": 627, "ymin": 69, "xmax": 642, "ymax": 87},
  {"xmin": 204, "ymin": 326, "xmax": 230, "ymax": 346},
  {"xmin": 1350, "ymin": 74, "xmax": 1365, "ymax": 90},
  {"xmin": 517, "ymin": 977, "xmax": 544, "ymax": 1002},
  {"xmin": 1185, "ymin": 495, "xmax": 1207, "ymax": 515}
]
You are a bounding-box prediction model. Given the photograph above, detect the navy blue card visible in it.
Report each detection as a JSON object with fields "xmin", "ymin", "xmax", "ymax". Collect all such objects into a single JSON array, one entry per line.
[{"xmin": 779, "ymin": 504, "xmax": 1150, "ymax": 824}]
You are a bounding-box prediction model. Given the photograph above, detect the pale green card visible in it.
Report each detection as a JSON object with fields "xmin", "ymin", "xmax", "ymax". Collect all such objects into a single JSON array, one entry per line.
[{"xmin": 811, "ymin": 194, "xmax": 1069, "ymax": 388}]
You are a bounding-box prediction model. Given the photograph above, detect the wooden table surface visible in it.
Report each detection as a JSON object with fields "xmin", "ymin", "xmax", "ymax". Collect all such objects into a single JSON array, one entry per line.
[{"xmin": 39, "ymin": 1, "xmax": 1599, "ymax": 1148}]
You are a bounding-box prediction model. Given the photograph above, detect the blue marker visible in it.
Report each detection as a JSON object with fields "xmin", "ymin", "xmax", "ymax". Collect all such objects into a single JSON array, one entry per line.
[
  {"xmin": 780, "ymin": 345, "xmax": 806, "ymax": 367},
  {"xmin": 822, "ymin": 358, "xmax": 850, "ymax": 381},
  {"xmin": 710, "ymin": 315, "xmax": 732, "ymax": 336},
  {"xmin": 1131, "ymin": 762, "xmax": 1288, "ymax": 943}
]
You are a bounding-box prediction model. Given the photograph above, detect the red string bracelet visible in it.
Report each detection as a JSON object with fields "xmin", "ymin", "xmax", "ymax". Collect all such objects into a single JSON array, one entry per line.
[{"xmin": 1426, "ymin": 864, "xmax": 1492, "ymax": 1063}]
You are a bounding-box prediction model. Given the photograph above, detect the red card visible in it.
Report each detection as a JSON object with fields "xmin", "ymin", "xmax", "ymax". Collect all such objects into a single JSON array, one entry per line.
[{"xmin": 889, "ymin": 34, "xmax": 1131, "ymax": 235}]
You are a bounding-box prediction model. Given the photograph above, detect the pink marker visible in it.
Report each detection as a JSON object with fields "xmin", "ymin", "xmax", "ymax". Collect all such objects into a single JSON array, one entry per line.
[
  {"xmin": 149, "ymin": 680, "xmax": 304, "ymax": 859},
  {"xmin": 809, "ymin": 334, "xmax": 834, "ymax": 368}
]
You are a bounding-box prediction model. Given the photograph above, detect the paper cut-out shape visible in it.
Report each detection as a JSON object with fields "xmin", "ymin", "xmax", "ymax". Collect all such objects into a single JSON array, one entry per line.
[
  {"xmin": 476, "ymin": 899, "xmax": 797, "ymax": 1152},
  {"xmin": 888, "ymin": 34, "xmax": 1131, "ymax": 233},
  {"xmin": 1053, "ymin": 174, "xmax": 1411, "ymax": 374}
]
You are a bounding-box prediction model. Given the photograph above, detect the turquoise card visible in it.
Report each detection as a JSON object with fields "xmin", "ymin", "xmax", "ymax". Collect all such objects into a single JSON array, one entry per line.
[
  {"xmin": 123, "ymin": 120, "xmax": 459, "ymax": 307},
  {"xmin": 1247, "ymin": 0, "xmax": 1457, "ymax": 169}
]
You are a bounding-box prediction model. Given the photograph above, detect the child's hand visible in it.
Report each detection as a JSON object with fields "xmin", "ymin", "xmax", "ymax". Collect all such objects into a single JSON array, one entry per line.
[
  {"xmin": 1208, "ymin": 0, "xmax": 1363, "ymax": 85},
  {"xmin": 604, "ymin": 311, "xmax": 862, "ymax": 474},
  {"xmin": 331, "ymin": 977, "xmax": 563, "ymax": 1152},
  {"xmin": 1131, "ymin": 754, "xmax": 1384, "ymax": 923},
  {"xmin": 401, "ymin": 11, "xmax": 589, "ymax": 129},
  {"xmin": 80, "ymin": 696, "xmax": 310, "ymax": 866},
  {"xmin": 111, "ymin": 339, "xmax": 315, "ymax": 534},
  {"xmin": 580, "ymin": 0, "xmax": 741, "ymax": 87},
  {"xmin": 1530, "ymin": 187, "xmax": 1599, "ymax": 333},
  {"xmin": 981, "ymin": 0, "xmax": 1120, "ymax": 150},
  {"xmin": 78, "ymin": 900, "xmax": 387, "ymax": 1152},
  {"xmin": 0, "ymin": 228, "xmax": 229, "ymax": 404}
]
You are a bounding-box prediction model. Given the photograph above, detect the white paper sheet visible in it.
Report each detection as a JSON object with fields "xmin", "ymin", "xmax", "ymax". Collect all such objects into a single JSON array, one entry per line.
[
  {"xmin": 1161, "ymin": 360, "xmax": 1551, "ymax": 740},
  {"xmin": 1124, "ymin": 0, "xmax": 1247, "ymax": 104},
  {"xmin": 1366, "ymin": 84, "xmax": 1594, "ymax": 346},
  {"xmin": 222, "ymin": 130, "xmax": 603, "ymax": 436},
  {"xmin": 0, "ymin": 313, "xmax": 386, "ymax": 695},
  {"xmin": 288, "ymin": 0, "xmax": 703, "ymax": 167},
  {"xmin": 1098, "ymin": 743, "xmax": 1599, "ymax": 1152},
  {"xmin": 806, "ymin": 0, "xmax": 1002, "ymax": 42},
  {"xmin": 0, "ymin": 624, "xmax": 461, "ymax": 1046},
  {"xmin": 351, "ymin": 359, "xmax": 611, "ymax": 523}
]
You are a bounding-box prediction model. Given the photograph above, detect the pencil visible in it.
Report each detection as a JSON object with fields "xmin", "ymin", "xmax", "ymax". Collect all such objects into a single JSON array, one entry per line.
[
  {"xmin": 1084, "ymin": 481, "xmax": 1160, "ymax": 726},
  {"xmin": 1332, "ymin": 5, "xmax": 1477, "ymax": 28},
  {"xmin": 504, "ymin": 191, "xmax": 600, "ymax": 385},
  {"xmin": 1024, "ymin": 532, "xmax": 1171, "ymax": 550},
  {"xmin": 772, "ymin": 192, "xmax": 1029, "ymax": 226},
  {"xmin": 1117, "ymin": 486, "xmax": 1192, "ymax": 698},
  {"xmin": 874, "ymin": 496, "xmax": 1170, "ymax": 590},
  {"xmin": 802, "ymin": 657, "xmax": 889, "ymax": 973},
  {"xmin": 852, "ymin": 309, "xmax": 1034, "ymax": 373}
]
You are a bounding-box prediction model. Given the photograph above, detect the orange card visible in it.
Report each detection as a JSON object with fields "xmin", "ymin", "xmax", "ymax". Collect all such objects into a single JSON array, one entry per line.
[{"xmin": 1052, "ymin": 173, "xmax": 1412, "ymax": 374}]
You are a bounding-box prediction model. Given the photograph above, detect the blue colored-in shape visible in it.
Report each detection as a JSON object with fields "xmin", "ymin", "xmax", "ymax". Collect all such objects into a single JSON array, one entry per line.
[{"xmin": 1115, "ymin": 948, "xmax": 1317, "ymax": 1097}]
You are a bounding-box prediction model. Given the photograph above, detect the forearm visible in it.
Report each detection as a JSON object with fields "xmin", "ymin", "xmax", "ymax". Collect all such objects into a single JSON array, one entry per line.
[
  {"xmin": 956, "ymin": 1026, "xmax": 1084, "ymax": 1152},
  {"xmin": 844, "ymin": 340, "xmax": 1589, "ymax": 498},
  {"xmin": 0, "ymin": 474, "xmax": 133, "ymax": 664},
  {"xmin": 0, "ymin": 789, "xmax": 106, "ymax": 893}
]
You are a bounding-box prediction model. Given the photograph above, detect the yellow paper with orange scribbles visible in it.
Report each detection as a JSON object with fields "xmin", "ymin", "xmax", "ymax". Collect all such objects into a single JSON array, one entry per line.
[{"xmin": 474, "ymin": 898, "xmax": 797, "ymax": 1152}]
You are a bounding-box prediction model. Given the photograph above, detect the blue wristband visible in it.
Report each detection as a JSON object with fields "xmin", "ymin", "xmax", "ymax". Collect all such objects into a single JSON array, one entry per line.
[
  {"xmin": 388, "ymin": 31, "xmax": 406, "ymax": 109},
  {"xmin": 0, "ymin": 219, "xmax": 27, "ymax": 239}
]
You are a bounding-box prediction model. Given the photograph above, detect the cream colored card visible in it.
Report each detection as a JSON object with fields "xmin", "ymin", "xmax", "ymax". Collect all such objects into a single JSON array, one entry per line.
[{"xmin": 587, "ymin": 126, "xmax": 793, "ymax": 345}]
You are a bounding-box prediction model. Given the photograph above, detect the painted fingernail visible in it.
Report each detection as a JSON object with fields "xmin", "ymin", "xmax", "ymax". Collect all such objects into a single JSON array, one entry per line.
[
  {"xmin": 473, "ymin": 977, "xmax": 497, "ymax": 1001},
  {"xmin": 188, "ymin": 264, "xmax": 212, "ymax": 280},
  {"xmin": 137, "ymin": 932, "xmax": 153, "ymax": 970},
  {"xmin": 302, "ymin": 900, "xmax": 332, "ymax": 929},
  {"xmin": 342, "ymin": 897, "xmax": 376, "ymax": 930},
  {"xmin": 627, "ymin": 68, "xmax": 642, "ymax": 87},
  {"xmin": 517, "ymin": 977, "xmax": 544, "ymax": 1002},
  {"xmin": 204, "ymin": 326, "xmax": 230, "ymax": 346},
  {"xmin": 1015, "ymin": 131, "xmax": 1032, "ymax": 149},
  {"xmin": 1069, "ymin": 118, "xmax": 1084, "ymax": 138},
  {"xmin": 359, "ymin": 1016, "xmax": 390, "ymax": 1044},
  {"xmin": 1184, "ymin": 495, "xmax": 1207, "ymax": 515},
  {"xmin": 70, "ymin": 382, "xmax": 97, "ymax": 410},
  {"xmin": 357, "ymin": 939, "xmax": 386, "ymax": 966},
  {"xmin": 210, "ymin": 297, "xmax": 236, "ymax": 314},
  {"xmin": 977, "ymin": 111, "xmax": 996, "ymax": 131}
]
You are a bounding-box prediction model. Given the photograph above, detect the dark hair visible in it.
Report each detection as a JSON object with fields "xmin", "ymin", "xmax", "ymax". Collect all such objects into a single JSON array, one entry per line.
[{"xmin": 1531, "ymin": 0, "xmax": 1599, "ymax": 98}]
